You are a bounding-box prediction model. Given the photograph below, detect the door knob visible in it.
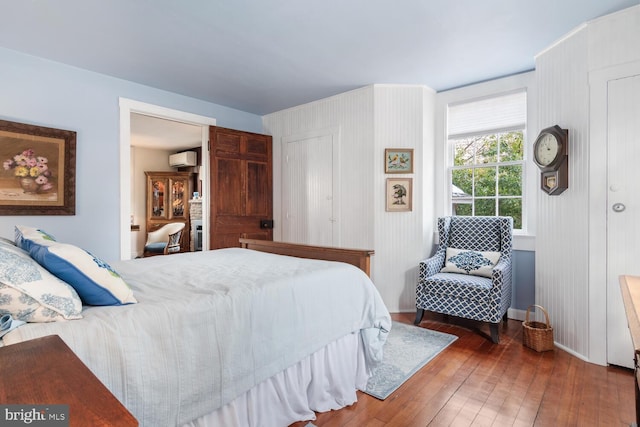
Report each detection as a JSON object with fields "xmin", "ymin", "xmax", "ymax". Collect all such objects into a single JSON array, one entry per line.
[{"xmin": 612, "ymin": 203, "xmax": 626, "ymax": 213}]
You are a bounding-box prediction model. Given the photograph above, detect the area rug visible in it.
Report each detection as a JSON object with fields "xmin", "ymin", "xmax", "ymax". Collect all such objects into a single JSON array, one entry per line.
[{"xmin": 364, "ymin": 321, "xmax": 458, "ymax": 400}]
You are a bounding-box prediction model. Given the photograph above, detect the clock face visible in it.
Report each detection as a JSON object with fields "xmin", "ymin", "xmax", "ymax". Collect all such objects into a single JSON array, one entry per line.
[{"xmin": 535, "ymin": 133, "xmax": 559, "ymax": 166}]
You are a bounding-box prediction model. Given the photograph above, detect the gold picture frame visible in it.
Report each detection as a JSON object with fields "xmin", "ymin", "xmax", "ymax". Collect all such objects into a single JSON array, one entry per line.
[
  {"xmin": 385, "ymin": 148, "xmax": 413, "ymax": 174},
  {"xmin": 386, "ymin": 178, "xmax": 412, "ymax": 212},
  {"xmin": 0, "ymin": 119, "xmax": 76, "ymax": 215}
]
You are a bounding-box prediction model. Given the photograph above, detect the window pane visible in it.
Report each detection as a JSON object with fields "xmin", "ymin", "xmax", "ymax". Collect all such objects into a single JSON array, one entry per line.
[
  {"xmin": 453, "ymin": 138, "xmax": 475, "ymax": 166},
  {"xmin": 474, "ymin": 167, "xmax": 496, "ymax": 196},
  {"xmin": 452, "ymin": 169, "xmax": 473, "ymax": 195},
  {"xmin": 475, "ymin": 134, "xmax": 498, "ymax": 164},
  {"xmin": 453, "ymin": 203, "xmax": 472, "ymax": 216},
  {"xmin": 499, "ymin": 131, "xmax": 524, "ymax": 161},
  {"xmin": 498, "ymin": 165, "xmax": 522, "ymax": 196},
  {"xmin": 499, "ymin": 198, "xmax": 522, "ymax": 229},
  {"xmin": 475, "ymin": 198, "xmax": 495, "ymax": 216}
]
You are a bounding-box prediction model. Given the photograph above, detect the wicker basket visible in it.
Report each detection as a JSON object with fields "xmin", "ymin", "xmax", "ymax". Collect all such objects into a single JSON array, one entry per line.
[{"xmin": 523, "ymin": 305, "xmax": 554, "ymax": 352}]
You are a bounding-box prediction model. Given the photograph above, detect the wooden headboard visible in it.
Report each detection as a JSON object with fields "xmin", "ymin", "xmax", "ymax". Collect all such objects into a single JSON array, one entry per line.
[{"xmin": 239, "ymin": 238, "xmax": 374, "ymax": 277}]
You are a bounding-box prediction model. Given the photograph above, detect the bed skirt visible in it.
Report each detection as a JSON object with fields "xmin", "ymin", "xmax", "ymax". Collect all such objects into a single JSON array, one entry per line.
[{"xmin": 182, "ymin": 332, "xmax": 368, "ymax": 427}]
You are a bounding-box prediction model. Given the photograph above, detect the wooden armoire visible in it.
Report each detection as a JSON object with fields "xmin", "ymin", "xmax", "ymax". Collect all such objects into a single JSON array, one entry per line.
[{"xmin": 210, "ymin": 127, "xmax": 273, "ymax": 249}]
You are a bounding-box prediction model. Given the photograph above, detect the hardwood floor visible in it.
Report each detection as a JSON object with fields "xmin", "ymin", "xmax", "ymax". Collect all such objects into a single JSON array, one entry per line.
[{"xmin": 291, "ymin": 312, "xmax": 635, "ymax": 427}]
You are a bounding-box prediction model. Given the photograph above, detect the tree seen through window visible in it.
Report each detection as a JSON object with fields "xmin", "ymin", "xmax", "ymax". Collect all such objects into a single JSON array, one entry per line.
[{"xmin": 451, "ymin": 131, "xmax": 523, "ymax": 229}]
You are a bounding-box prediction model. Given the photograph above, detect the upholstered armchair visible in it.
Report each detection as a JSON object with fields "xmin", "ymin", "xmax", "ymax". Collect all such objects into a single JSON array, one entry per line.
[
  {"xmin": 415, "ymin": 216, "xmax": 513, "ymax": 343},
  {"xmin": 143, "ymin": 222, "xmax": 186, "ymax": 257}
]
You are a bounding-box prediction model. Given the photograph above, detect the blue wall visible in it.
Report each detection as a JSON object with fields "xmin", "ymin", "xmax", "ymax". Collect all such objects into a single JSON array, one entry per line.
[
  {"xmin": 512, "ymin": 250, "xmax": 535, "ymax": 311},
  {"xmin": 0, "ymin": 47, "xmax": 262, "ymax": 261}
]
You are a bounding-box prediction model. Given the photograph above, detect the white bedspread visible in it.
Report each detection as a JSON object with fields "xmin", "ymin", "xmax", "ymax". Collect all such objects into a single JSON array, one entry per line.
[{"xmin": 2, "ymin": 248, "xmax": 391, "ymax": 426}]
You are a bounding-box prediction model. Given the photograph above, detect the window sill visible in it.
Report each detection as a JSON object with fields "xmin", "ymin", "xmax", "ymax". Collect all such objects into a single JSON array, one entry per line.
[{"xmin": 513, "ymin": 234, "xmax": 535, "ymax": 251}]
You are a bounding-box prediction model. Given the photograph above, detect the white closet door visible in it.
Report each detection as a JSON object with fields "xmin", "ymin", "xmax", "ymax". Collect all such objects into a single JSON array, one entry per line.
[
  {"xmin": 607, "ymin": 73, "xmax": 640, "ymax": 368},
  {"xmin": 282, "ymin": 134, "xmax": 334, "ymax": 246}
]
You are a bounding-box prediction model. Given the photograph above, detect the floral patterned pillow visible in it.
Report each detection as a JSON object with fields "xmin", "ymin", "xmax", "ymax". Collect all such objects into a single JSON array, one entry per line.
[
  {"xmin": 0, "ymin": 240, "xmax": 83, "ymax": 322},
  {"xmin": 440, "ymin": 247, "xmax": 501, "ymax": 278}
]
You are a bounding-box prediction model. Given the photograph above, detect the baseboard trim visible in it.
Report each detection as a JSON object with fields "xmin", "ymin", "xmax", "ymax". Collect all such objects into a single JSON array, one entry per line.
[{"xmin": 508, "ymin": 308, "xmax": 526, "ymax": 321}]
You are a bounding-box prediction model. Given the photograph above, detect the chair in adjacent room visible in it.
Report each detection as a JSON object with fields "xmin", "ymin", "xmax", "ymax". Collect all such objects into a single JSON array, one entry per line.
[
  {"xmin": 415, "ymin": 216, "xmax": 513, "ymax": 343},
  {"xmin": 143, "ymin": 222, "xmax": 186, "ymax": 257}
]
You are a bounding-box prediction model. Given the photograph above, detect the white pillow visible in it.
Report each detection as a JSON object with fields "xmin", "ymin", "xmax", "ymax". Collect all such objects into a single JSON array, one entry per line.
[
  {"xmin": 15, "ymin": 226, "xmax": 137, "ymax": 306},
  {"xmin": 440, "ymin": 247, "xmax": 501, "ymax": 278},
  {"xmin": 0, "ymin": 240, "xmax": 83, "ymax": 322}
]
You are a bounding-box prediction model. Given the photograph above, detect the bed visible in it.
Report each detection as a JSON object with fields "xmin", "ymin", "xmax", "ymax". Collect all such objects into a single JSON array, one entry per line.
[{"xmin": 1, "ymin": 236, "xmax": 391, "ymax": 427}]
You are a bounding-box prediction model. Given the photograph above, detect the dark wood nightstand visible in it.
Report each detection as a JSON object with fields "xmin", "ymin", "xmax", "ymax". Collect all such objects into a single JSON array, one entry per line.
[{"xmin": 0, "ymin": 335, "xmax": 138, "ymax": 426}]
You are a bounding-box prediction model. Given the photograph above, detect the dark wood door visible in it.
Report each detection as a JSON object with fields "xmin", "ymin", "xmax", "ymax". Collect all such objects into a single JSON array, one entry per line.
[{"xmin": 210, "ymin": 127, "xmax": 273, "ymax": 249}]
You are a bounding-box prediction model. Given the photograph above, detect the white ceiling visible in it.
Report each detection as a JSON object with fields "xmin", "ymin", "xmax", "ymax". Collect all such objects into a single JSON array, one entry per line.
[
  {"xmin": 1, "ymin": 0, "xmax": 638, "ymax": 116},
  {"xmin": 130, "ymin": 114, "xmax": 202, "ymax": 150}
]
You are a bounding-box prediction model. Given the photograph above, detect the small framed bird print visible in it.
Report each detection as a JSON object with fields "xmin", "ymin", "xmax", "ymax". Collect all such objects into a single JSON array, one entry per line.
[
  {"xmin": 386, "ymin": 178, "xmax": 412, "ymax": 212},
  {"xmin": 385, "ymin": 148, "xmax": 413, "ymax": 173}
]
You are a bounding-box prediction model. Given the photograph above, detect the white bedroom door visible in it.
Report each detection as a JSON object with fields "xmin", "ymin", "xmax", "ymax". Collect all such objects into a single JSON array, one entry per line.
[
  {"xmin": 606, "ymin": 72, "xmax": 640, "ymax": 368},
  {"xmin": 282, "ymin": 132, "xmax": 337, "ymax": 246}
]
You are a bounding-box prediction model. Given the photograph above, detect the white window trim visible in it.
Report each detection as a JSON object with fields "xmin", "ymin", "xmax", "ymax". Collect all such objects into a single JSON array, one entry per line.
[{"xmin": 434, "ymin": 72, "xmax": 537, "ymax": 251}]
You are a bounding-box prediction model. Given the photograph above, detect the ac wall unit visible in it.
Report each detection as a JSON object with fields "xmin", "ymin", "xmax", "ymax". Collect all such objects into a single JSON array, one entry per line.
[{"xmin": 169, "ymin": 151, "xmax": 197, "ymax": 167}]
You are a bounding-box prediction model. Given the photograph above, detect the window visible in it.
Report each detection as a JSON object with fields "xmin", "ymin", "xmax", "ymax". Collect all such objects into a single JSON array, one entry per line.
[{"xmin": 447, "ymin": 91, "xmax": 526, "ymax": 230}]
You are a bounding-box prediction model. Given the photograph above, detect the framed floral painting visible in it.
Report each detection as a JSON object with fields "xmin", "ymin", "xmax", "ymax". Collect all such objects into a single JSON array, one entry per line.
[
  {"xmin": 386, "ymin": 178, "xmax": 412, "ymax": 212},
  {"xmin": 0, "ymin": 119, "xmax": 76, "ymax": 215},
  {"xmin": 385, "ymin": 148, "xmax": 413, "ymax": 173}
]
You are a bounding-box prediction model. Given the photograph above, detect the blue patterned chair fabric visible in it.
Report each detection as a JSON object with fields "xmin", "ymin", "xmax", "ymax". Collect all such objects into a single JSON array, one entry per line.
[{"xmin": 415, "ymin": 216, "xmax": 513, "ymax": 343}]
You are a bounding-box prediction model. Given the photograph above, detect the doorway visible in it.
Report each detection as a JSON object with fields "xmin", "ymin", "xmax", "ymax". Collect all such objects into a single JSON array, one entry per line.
[
  {"xmin": 606, "ymin": 72, "xmax": 640, "ymax": 368},
  {"xmin": 119, "ymin": 98, "xmax": 216, "ymax": 260},
  {"xmin": 589, "ymin": 60, "xmax": 640, "ymax": 368},
  {"xmin": 131, "ymin": 114, "xmax": 202, "ymax": 257}
]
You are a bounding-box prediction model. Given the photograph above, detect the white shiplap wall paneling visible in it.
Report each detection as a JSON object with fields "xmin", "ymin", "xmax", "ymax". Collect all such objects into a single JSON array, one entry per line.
[
  {"xmin": 535, "ymin": 4, "xmax": 640, "ymax": 364},
  {"xmin": 535, "ymin": 28, "xmax": 590, "ymax": 358},
  {"xmin": 373, "ymin": 85, "xmax": 435, "ymax": 312},
  {"xmin": 263, "ymin": 84, "xmax": 435, "ymax": 313}
]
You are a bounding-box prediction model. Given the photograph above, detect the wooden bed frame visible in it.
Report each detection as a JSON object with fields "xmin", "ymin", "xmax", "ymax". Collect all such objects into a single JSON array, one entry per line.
[{"xmin": 239, "ymin": 238, "xmax": 374, "ymax": 277}]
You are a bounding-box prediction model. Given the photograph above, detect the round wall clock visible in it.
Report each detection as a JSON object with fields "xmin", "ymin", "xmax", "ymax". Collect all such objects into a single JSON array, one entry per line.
[
  {"xmin": 533, "ymin": 125, "xmax": 568, "ymax": 171},
  {"xmin": 533, "ymin": 125, "xmax": 569, "ymax": 195}
]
